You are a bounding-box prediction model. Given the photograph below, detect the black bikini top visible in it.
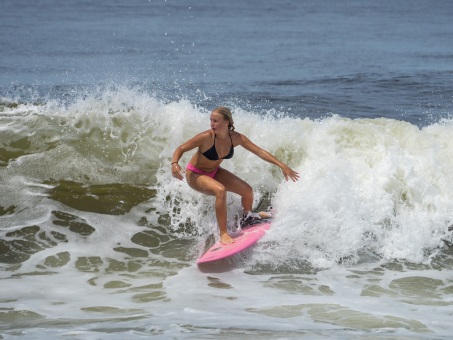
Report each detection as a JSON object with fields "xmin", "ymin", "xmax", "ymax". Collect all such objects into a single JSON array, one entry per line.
[{"xmin": 201, "ymin": 132, "xmax": 234, "ymax": 160}]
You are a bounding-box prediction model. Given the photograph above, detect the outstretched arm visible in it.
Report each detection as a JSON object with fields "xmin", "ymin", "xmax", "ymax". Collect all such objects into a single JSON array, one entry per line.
[{"xmin": 238, "ymin": 134, "xmax": 299, "ymax": 182}]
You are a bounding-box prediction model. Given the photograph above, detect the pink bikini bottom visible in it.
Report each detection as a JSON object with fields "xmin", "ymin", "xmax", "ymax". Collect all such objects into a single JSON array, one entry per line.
[{"xmin": 186, "ymin": 163, "xmax": 219, "ymax": 178}]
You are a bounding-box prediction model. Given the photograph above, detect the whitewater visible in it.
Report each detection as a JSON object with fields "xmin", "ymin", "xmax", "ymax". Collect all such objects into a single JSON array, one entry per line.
[{"xmin": 1, "ymin": 87, "xmax": 452, "ymax": 338}]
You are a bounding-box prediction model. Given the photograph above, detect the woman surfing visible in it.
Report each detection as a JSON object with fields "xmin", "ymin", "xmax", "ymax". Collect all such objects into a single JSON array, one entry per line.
[{"xmin": 171, "ymin": 106, "xmax": 299, "ymax": 244}]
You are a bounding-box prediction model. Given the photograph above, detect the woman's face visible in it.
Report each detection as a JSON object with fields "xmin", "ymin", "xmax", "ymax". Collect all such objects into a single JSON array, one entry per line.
[{"xmin": 210, "ymin": 111, "xmax": 229, "ymax": 132}]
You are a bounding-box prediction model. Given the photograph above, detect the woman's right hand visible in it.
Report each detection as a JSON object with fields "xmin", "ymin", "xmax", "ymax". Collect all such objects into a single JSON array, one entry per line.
[{"xmin": 171, "ymin": 162, "xmax": 184, "ymax": 180}]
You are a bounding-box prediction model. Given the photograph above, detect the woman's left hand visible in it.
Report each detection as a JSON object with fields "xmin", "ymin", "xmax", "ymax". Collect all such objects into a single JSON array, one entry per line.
[{"xmin": 282, "ymin": 165, "xmax": 300, "ymax": 182}]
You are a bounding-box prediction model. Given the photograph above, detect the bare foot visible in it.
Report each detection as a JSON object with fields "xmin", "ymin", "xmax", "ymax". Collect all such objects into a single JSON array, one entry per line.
[
  {"xmin": 220, "ymin": 233, "xmax": 234, "ymax": 244},
  {"xmin": 258, "ymin": 211, "xmax": 273, "ymax": 219}
]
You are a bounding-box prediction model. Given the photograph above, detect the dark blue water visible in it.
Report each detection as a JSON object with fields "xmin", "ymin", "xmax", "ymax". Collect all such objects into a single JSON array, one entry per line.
[{"xmin": 2, "ymin": 0, "xmax": 453, "ymax": 123}]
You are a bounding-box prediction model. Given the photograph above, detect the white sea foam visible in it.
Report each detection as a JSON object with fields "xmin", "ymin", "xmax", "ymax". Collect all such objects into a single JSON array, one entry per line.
[
  {"xmin": 1, "ymin": 87, "xmax": 453, "ymax": 339},
  {"xmin": 264, "ymin": 116, "xmax": 453, "ymax": 267},
  {"xmin": 1, "ymin": 87, "xmax": 452, "ymax": 265}
]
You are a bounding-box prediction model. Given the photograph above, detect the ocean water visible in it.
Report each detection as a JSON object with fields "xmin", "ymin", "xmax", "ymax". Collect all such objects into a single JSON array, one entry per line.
[{"xmin": 1, "ymin": 0, "xmax": 453, "ymax": 339}]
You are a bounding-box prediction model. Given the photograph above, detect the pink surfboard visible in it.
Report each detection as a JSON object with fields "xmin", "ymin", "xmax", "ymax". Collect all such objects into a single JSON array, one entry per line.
[{"xmin": 197, "ymin": 220, "xmax": 271, "ymax": 264}]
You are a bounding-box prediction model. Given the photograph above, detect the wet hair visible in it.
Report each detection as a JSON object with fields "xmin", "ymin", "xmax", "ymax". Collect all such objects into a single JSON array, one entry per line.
[{"xmin": 213, "ymin": 106, "xmax": 235, "ymax": 130}]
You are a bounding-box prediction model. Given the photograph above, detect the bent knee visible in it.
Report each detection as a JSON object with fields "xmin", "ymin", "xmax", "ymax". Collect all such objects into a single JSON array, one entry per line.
[
  {"xmin": 242, "ymin": 183, "xmax": 253, "ymax": 197},
  {"xmin": 213, "ymin": 184, "xmax": 226, "ymax": 198}
]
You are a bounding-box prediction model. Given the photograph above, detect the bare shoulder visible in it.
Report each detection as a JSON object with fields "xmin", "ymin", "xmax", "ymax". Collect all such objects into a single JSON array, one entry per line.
[
  {"xmin": 230, "ymin": 130, "xmax": 250, "ymax": 146},
  {"xmin": 180, "ymin": 129, "xmax": 213, "ymax": 151},
  {"xmin": 194, "ymin": 129, "xmax": 214, "ymax": 147},
  {"xmin": 197, "ymin": 129, "xmax": 213, "ymax": 139},
  {"xmin": 191, "ymin": 129, "xmax": 213, "ymax": 142}
]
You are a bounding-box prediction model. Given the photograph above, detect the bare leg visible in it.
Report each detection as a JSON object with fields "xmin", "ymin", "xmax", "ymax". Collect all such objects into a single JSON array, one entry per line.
[
  {"xmin": 215, "ymin": 168, "xmax": 273, "ymax": 220},
  {"xmin": 186, "ymin": 169, "xmax": 234, "ymax": 244},
  {"xmin": 214, "ymin": 168, "xmax": 254, "ymax": 215}
]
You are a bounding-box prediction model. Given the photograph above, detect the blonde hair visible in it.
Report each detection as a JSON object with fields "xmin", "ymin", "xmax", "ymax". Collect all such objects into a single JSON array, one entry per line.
[{"xmin": 213, "ymin": 106, "xmax": 235, "ymax": 130}]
